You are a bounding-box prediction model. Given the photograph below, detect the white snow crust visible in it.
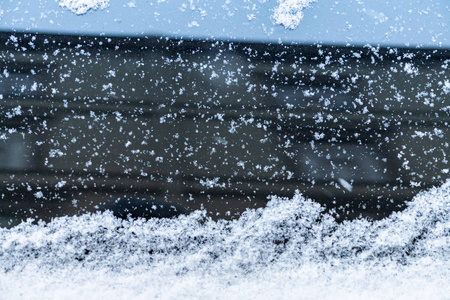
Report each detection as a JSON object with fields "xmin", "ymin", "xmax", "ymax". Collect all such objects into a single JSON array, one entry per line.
[
  {"xmin": 58, "ymin": 0, "xmax": 109, "ymax": 15},
  {"xmin": 272, "ymin": 0, "xmax": 318, "ymax": 29},
  {"xmin": 1, "ymin": 181, "xmax": 450, "ymax": 299}
]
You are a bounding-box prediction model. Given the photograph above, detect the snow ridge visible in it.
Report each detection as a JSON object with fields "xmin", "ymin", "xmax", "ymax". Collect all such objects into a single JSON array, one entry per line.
[{"xmin": 1, "ymin": 181, "xmax": 449, "ymax": 299}]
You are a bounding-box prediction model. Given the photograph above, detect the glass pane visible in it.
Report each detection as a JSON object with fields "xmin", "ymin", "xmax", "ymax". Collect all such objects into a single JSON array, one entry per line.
[{"xmin": 0, "ymin": 1, "xmax": 449, "ymax": 297}]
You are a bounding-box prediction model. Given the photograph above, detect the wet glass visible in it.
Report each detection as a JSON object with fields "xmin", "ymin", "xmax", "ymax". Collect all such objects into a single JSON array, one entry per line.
[{"xmin": 0, "ymin": 1, "xmax": 449, "ymax": 298}]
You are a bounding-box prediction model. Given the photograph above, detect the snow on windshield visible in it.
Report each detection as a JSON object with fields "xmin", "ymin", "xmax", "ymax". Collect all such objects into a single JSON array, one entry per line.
[
  {"xmin": 1, "ymin": 182, "xmax": 449, "ymax": 299},
  {"xmin": 0, "ymin": 1, "xmax": 449, "ymax": 299},
  {"xmin": 59, "ymin": 0, "xmax": 317, "ymax": 30},
  {"xmin": 272, "ymin": 0, "xmax": 317, "ymax": 29},
  {"xmin": 59, "ymin": 0, "xmax": 110, "ymax": 15}
]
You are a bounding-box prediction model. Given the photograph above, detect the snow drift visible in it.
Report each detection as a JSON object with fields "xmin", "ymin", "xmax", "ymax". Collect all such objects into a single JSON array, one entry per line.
[{"xmin": 1, "ymin": 181, "xmax": 449, "ymax": 299}]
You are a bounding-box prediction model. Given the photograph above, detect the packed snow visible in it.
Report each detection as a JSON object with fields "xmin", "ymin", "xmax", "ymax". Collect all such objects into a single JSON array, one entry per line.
[{"xmin": 1, "ymin": 181, "xmax": 449, "ymax": 299}]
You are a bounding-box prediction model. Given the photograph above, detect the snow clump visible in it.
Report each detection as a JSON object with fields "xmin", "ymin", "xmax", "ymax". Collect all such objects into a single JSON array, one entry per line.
[
  {"xmin": 272, "ymin": 0, "xmax": 317, "ymax": 29},
  {"xmin": 58, "ymin": 0, "xmax": 109, "ymax": 15}
]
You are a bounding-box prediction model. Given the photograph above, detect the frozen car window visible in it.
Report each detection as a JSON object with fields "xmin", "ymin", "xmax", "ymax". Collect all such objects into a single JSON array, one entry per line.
[{"xmin": 0, "ymin": 0, "xmax": 449, "ymax": 298}]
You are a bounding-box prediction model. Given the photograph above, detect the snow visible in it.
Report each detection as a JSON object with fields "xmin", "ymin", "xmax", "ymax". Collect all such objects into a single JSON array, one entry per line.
[
  {"xmin": 58, "ymin": 0, "xmax": 317, "ymax": 29},
  {"xmin": 0, "ymin": 2, "xmax": 448, "ymax": 298},
  {"xmin": 272, "ymin": 0, "xmax": 318, "ymax": 29},
  {"xmin": 58, "ymin": 0, "xmax": 110, "ymax": 15},
  {"xmin": 1, "ymin": 181, "xmax": 449, "ymax": 299},
  {"xmin": 443, "ymin": 80, "xmax": 450, "ymax": 94}
]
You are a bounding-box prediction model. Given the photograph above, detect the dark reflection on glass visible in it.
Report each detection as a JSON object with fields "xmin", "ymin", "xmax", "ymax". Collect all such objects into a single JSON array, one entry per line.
[{"xmin": 0, "ymin": 32, "xmax": 448, "ymax": 226}]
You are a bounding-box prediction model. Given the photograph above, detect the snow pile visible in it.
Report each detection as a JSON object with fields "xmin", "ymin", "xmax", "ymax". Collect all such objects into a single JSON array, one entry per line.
[
  {"xmin": 1, "ymin": 181, "xmax": 450, "ymax": 299},
  {"xmin": 58, "ymin": 0, "xmax": 109, "ymax": 15},
  {"xmin": 272, "ymin": 0, "xmax": 317, "ymax": 29}
]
